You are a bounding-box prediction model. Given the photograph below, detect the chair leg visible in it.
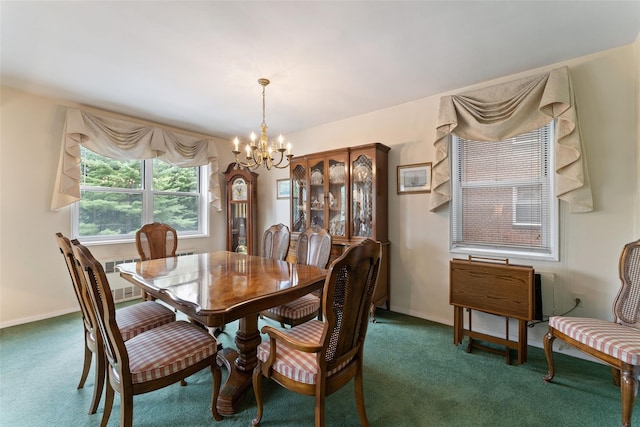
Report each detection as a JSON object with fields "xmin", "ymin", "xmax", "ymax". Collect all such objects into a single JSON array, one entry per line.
[
  {"xmin": 89, "ymin": 349, "xmax": 106, "ymax": 415},
  {"xmin": 120, "ymin": 390, "xmax": 134, "ymax": 427},
  {"xmin": 100, "ymin": 382, "xmax": 114, "ymax": 427},
  {"xmin": 542, "ymin": 330, "xmax": 556, "ymax": 381},
  {"xmin": 620, "ymin": 364, "xmax": 639, "ymax": 427},
  {"xmin": 78, "ymin": 337, "xmax": 92, "ymax": 389},
  {"xmin": 314, "ymin": 381, "xmax": 326, "ymax": 427},
  {"xmin": 251, "ymin": 366, "xmax": 264, "ymax": 426},
  {"xmin": 612, "ymin": 367, "xmax": 621, "ymax": 387},
  {"xmin": 354, "ymin": 360, "xmax": 369, "ymax": 427},
  {"xmin": 210, "ymin": 361, "xmax": 223, "ymax": 421}
]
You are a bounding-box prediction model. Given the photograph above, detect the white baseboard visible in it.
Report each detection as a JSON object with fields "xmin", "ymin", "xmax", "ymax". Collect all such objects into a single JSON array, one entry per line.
[{"xmin": 0, "ymin": 307, "xmax": 79, "ymax": 329}]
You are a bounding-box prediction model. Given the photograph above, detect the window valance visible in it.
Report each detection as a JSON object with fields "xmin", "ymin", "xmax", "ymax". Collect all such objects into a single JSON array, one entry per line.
[
  {"xmin": 51, "ymin": 108, "xmax": 222, "ymax": 211},
  {"xmin": 431, "ymin": 66, "xmax": 592, "ymax": 213}
]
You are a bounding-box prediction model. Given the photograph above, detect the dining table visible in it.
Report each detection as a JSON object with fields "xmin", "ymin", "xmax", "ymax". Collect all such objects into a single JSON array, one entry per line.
[{"xmin": 117, "ymin": 251, "xmax": 327, "ymax": 415}]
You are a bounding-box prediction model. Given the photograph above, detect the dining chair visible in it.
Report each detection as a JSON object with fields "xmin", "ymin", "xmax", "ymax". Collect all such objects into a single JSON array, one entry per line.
[
  {"xmin": 135, "ymin": 222, "xmax": 178, "ymax": 261},
  {"xmin": 135, "ymin": 223, "xmax": 225, "ymax": 337},
  {"xmin": 262, "ymin": 223, "xmax": 290, "ymax": 261},
  {"xmin": 135, "ymin": 223, "xmax": 178, "ymax": 301},
  {"xmin": 543, "ymin": 239, "xmax": 640, "ymax": 427},
  {"xmin": 70, "ymin": 240, "xmax": 223, "ymax": 427},
  {"xmin": 252, "ymin": 239, "xmax": 382, "ymax": 427},
  {"xmin": 261, "ymin": 226, "xmax": 332, "ymax": 327},
  {"xmin": 55, "ymin": 233, "xmax": 176, "ymax": 415}
]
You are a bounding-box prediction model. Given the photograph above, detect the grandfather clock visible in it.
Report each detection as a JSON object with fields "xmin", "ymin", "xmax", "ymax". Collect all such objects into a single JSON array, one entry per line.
[{"xmin": 224, "ymin": 163, "xmax": 258, "ymax": 255}]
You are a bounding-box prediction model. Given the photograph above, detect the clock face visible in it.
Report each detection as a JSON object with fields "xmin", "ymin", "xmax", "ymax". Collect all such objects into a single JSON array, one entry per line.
[{"xmin": 232, "ymin": 178, "xmax": 248, "ymax": 201}]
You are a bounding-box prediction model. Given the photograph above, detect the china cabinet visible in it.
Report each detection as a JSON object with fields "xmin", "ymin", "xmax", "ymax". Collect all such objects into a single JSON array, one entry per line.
[
  {"xmin": 224, "ymin": 163, "xmax": 258, "ymax": 255},
  {"xmin": 289, "ymin": 143, "xmax": 390, "ymax": 320}
]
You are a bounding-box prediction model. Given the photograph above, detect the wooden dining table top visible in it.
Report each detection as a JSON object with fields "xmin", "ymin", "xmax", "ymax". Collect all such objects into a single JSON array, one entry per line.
[{"xmin": 117, "ymin": 251, "xmax": 327, "ymax": 327}]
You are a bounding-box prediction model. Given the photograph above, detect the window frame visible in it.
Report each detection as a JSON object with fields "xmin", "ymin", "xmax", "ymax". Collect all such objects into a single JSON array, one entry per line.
[
  {"xmin": 71, "ymin": 155, "xmax": 209, "ymax": 245},
  {"xmin": 450, "ymin": 121, "xmax": 559, "ymax": 261}
]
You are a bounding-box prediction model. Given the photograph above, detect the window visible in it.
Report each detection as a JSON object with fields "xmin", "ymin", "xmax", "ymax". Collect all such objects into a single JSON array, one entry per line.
[
  {"xmin": 450, "ymin": 122, "xmax": 558, "ymax": 261},
  {"xmin": 73, "ymin": 147, "xmax": 208, "ymax": 243}
]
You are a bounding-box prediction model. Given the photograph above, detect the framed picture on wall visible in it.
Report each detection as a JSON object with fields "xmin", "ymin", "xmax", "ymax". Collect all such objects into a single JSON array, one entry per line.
[
  {"xmin": 276, "ymin": 179, "xmax": 291, "ymax": 199},
  {"xmin": 397, "ymin": 162, "xmax": 432, "ymax": 194}
]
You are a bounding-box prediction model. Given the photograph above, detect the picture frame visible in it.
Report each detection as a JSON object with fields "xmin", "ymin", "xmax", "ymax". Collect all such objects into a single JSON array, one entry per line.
[
  {"xmin": 276, "ymin": 178, "xmax": 291, "ymax": 199},
  {"xmin": 397, "ymin": 162, "xmax": 432, "ymax": 194}
]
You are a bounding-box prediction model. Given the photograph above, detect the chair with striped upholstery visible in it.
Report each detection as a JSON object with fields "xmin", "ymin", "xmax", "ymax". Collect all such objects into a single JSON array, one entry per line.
[
  {"xmin": 252, "ymin": 239, "xmax": 382, "ymax": 427},
  {"xmin": 71, "ymin": 240, "xmax": 223, "ymax": 427},
  {"xmin": 261, "ymin": 226, "xmax": 332, "ymax": 327},
  {"xmin": 55, "ymin": 233, "xmax": 176, "ymax": 415},
  {"xmin": 135, "ymin": 222, "xmax": 178, "ymax": 261},
  {"xmin": 543, "ymin": 239, "xmax": 640, "ymax": 427},
  {"xmin": 262, "ymin": 223, "xmax": 290, "ymax": 261},
  {"xmin": 135, "ymin": 223, "xmax": 178, "ymax": 301}
]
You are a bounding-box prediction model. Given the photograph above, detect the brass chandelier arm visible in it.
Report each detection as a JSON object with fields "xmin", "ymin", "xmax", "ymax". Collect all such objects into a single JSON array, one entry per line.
[{"xmin": 233, "ymin": 148, "xmax": 293, "ymax": 171}]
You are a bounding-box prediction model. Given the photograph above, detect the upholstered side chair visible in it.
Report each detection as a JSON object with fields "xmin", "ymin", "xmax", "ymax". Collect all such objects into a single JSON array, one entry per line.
[
  {"xmin": 252, "ymin": 239, "xmax": 382, "ymax": 427},
  {"xmin": 261, "ymin": 226, "xmax": 332, "ymax": 327},
  {"xmin": 71, "ymin": 240, "xmax": 223, "ymax": 427},
  {"xmin": 543, "ymin": 239, "xmax": 640, "ymax": 427},
  {"xmin": 135, "ymin": 222, "xmax": 178, "ymax": 301},
  {"xmin": 135, "ymin": 222, "xmax": 178, "ymax": 261},
  {"xmin": 262, "ymin": 223, "xmax": 290, "ymax": 261},
  {"xmin": 55, "ymin": 233, "xmax": 176, "ymax": 415}
]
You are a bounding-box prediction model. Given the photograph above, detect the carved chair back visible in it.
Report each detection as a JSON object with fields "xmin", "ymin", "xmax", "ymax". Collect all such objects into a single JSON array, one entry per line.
[
  {"xmin": 321, "ymin": 238, "xmax": 381, "ymax": 369},
  {"xmin": 296, "ymin": 226, "xmax": 332, "ymax": 269},
  {"xmin": 262, "ymin": 223, "xmax": 290, "ymax": 261},
  {"xmin": 71, "ymin": 241, "xmax": 130, "ymax": 384},
  {"xmin": 613, "ymin": 240, "xmax": 640, "ymax": 328},
  {"xmin": 56, "ymin": 233, "xmax": 96, "ymax": 338},
  {"xmin": 136, "ymin": 222, "xmax": 177, "ymax": 261}
]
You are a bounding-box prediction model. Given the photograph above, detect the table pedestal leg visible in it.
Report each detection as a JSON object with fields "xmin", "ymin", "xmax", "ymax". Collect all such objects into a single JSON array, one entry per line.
[{"xmin": 216, "ymin": 315, "xmax": 262, "ymax": 415}]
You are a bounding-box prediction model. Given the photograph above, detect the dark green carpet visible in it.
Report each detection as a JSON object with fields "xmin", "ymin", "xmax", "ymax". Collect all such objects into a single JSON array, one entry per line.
[{"xmin": 0, "ymin": 307, "xmax": 635, "ymax": 426}]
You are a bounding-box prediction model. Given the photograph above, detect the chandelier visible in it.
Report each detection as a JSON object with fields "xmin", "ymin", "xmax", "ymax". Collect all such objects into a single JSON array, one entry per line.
[{"xmin": 232, "ymin": 78, "xmax": 293, "ymax": 170}]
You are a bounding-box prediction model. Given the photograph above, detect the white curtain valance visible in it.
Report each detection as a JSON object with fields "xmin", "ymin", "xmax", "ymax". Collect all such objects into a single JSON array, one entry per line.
[
  {"xmin": 51, "ymin": 108, "xmax": 221, "ymax": 211},
  {"xmin": 431, "ymin": 66, "xmax": 592, "ymax": 213}
]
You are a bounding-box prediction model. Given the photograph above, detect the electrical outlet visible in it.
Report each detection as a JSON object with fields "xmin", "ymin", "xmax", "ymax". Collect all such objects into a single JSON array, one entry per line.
[{"xmin": 571, "ymin": 292, "xmax": 585, "ymax": 310}]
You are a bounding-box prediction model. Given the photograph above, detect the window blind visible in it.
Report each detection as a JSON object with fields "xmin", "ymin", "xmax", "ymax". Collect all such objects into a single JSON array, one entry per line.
[{"xmin": 451, "ymin": 122, "xmax": 556, "ymax": 257}]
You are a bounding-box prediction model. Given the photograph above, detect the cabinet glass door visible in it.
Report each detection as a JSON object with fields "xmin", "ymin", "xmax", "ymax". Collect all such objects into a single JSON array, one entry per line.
[
  {"xmin": 352, "ymin": 153, "xmax": 374, "ymax": 238},
  {"xmin": 309, "ymin": 159, "xmax": 325, "ymax": 229},
  {"xmin": 327, "ymin": 158, "xmax": 347, "ymax": 238},
  {"xmin": 291, "ymin": 163, "xmax": 307, "ymax": 233}
]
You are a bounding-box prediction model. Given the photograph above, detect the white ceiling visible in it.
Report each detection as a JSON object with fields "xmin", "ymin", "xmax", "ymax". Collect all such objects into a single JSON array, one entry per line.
[{"xmin": 1, "ymin": 1, "xmax": 639, "ymax": 141}]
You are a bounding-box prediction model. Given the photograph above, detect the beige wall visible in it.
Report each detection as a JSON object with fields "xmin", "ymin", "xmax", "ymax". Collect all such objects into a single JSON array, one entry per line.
[
  {"xmin": 262, "ymin": 42, "xmax": 639, "ymax": 356},
  {"xmin": 0, "ymin": 91, "xmax": 236, "ymax": 325},
  {"xmin": 1, "ymin": 42, "xmax": 638, "ymax": 361}
]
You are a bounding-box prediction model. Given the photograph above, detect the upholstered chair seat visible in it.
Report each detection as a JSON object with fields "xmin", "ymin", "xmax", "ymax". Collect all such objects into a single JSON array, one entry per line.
[
  {"xmin": 256, "ymin": 320, "xmax": 350, "ymax": 384},
  {"xmin": 548, "ymin": 317, "xmax": 640, "ymax": 365},
  {"xmin": 116, "ymin": 301, "xmax": 178, "ymax": 341},
  {"xmin": 543, "ymin": 239, "xmax": 640, "ymax": 427},
  {"xmin": 123, "ymin": 320, "xmax": 218, "ymax": 384},
  {"xmin": 262, "ymin": 226, "xmax": 331, "ymax": 327},
  {"xmin": 263, "ymin": 294, "xmax": 321, "ymax": 327}
]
